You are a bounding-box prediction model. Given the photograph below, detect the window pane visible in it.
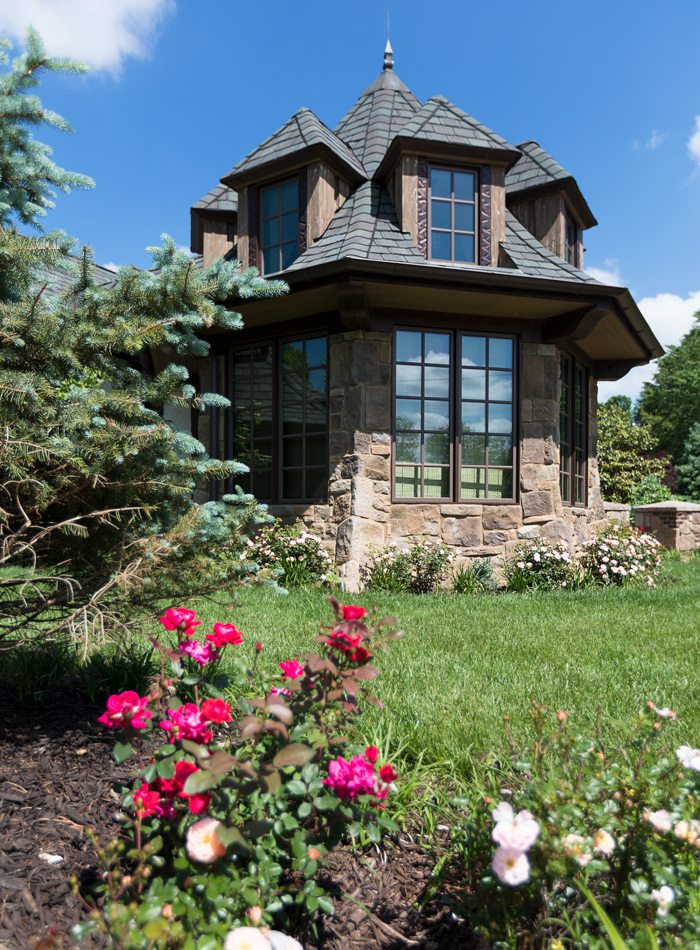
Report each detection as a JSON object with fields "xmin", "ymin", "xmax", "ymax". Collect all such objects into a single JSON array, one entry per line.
[
  {"xmin": 488, "ymin": 403, "xmax": 512, "ymax": 434},
  {"xmin": 425, "ymin": 432, "xmax": 449, "ymax": 464},
  {"xmin": 262, "ymin": 247, "xmax": 279, "ymax": 275},
  {"xmin": 454, "ymin": 233, "xmax": 475, "ymax": 262},
  {"xmin": 396, "ymin": 331, "xmax": 422, "ymax": 364},
  {"xmin": 396, "ymin": 363, "xmax": 421, "ymax": 397},
  {"xmin": 396, "ymin": 432, "xmax": 421, "ymax": 463},
  {"xmin": 424, "ymin": 333, "xmax": 450, "ymax": 364},
  {"xmin": 424, "ymin": 366, "xmax": 449, "ymax": 398},
  {"xmin": 308, "ymin": 368, "xmax": 327, "ymax": 397},
  {"xmin": 282, "ymin": 469, "xmax": 303, "ymax": 499},
  {"xmin": 281, "ymin": 242, "xmax": 297, "ymax": 269},
  {"xmin": 488, "ymin": 435, "xmax": 512, "ymax": 466},
  {"xmin": 488, "ymin": 468, "xmax": 513, "ymax": 499},
  {"xmin": 461, "ymin": 467, "xmax": 486, "ymax": 499},
  {"xmin": 431, "ymin": 167, "xmax": 451, "ymax": 198},
  {"xmin": 462, "ymin": 368, "xmax": 486, "ymax": 400},
  {"xmin": 489, "ymin": 337, "xmax": 513, "ymax": 369},
  {"xmin": 454, "ymin": 203, "xmax": 475, "ymax": 232},
  {"xmin": 305, "ymin": 337, "xmax": 327, "ymax": 367},
  {"xmin": 262, "ymin": 187, "xmax": 278, "ymax": 217},
  {"xmin": 431, "ymin": 230, "xmax": 451, "ymax": 260},
  {"xmin": 281, "ymin": 212, "xmax": 297, "ymax": 242},
  {"xmin": 281, "ymin": 179, "xmax": 297, "ymax": 211},
  {"xmin": 282, "ymin": 417, "xmax": 303, "ymax": 435},
  {"xmin": 252, "ymin": 439, "xmax": 273, "ymax": 466},
  {"xmin": 395, "ymin": 465, "xmax": 421, "ymax": 498},
  {"xmin": 454, "ymin": 171, "xmax": 475, "ymax": 200},
  {"xmin": 424, "ymin": 466, "xmax": 449, "ymax": 498},
  {"xmin": 262, "ymin": 217, "xmax": 279, "ymax": 247},
  {"xmin": 462, "ymin": 401, "xmax": 486, "ymax": 433},
  {"xmin": 254, "ymin": 469, "xmax": 272, "ymax": 500},
  {"xmin": 306, "ymin": 434, "xmax": 327, "ymax": 466},
  {"xmin": 462, "ymin": 336, "xmax": 486, "ymax": 367},
  {"xmin": 462, "ymin": 433, "xmax": 486, "ymax": 465},
  {"xmin": 424, "ymin": 400, "xmax": 450, "ymax": 433},
  {"xmin": 396, "ymin": 398, "xmax": 422, "ymax": 431},
  {"xmin": 306, "ymin": 468, "xmax": 327, "ymax": 500},
  {"xmin": 431, "ymin": 200, "xmax": 451, "ymax": 229},
  {"xmin": 283, "ymin": 437, "xmax": 303, "ymax": 466},
  {"xmin": 489, "ymin": 370, "xmax": 513, "ymax": 402}
]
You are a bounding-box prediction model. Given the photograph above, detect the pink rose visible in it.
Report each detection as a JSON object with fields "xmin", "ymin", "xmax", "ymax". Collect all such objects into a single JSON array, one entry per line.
[
  {"xmin": 206, "ymin": 622, "xmax": 244, "ymax": 648},
  {"xmin": 279, "ymin": 659, "xmax": 304, "ymax": 680},
  {"xmin": 160, "ymin": 607, "xmax": 201, "ymax": 636},
  {"xmin": 186, "ymin": 818, "xmax": 227, "ymax": 863},
  {"xmin": 180, "ymin": 639, "xmax": 219, "ymax": 667},
  {"xmin": 159, "ymin": 703, "xmax": 214, "ymax": 744},
  {"xmin": 98, "ymin": 691, "xmax": 152, "ymax": 730}
]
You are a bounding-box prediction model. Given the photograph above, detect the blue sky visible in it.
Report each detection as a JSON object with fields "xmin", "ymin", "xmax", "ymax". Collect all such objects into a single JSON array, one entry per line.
[{"xmin": 4, "ymin": 0, "xmax": 700, "ymax": 399}]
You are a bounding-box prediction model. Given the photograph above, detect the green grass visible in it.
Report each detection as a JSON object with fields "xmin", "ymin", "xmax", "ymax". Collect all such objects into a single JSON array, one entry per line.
[{"xmin": 189, "ymin": 555, "xmax": 699, "ymax": 776}]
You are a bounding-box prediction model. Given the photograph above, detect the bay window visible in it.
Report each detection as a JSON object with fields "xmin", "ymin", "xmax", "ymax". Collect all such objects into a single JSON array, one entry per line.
[{"xmin": 559, "ymin": 354, "xmax": 587, "ymax": 506}]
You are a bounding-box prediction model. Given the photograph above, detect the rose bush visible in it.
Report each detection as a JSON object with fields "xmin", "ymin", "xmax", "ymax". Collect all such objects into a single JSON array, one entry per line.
[
  {"xmin": 503, "ymin": 539, "xmax": 579, "ymax": 592},
  {"xmin": 580, "ymin": 520, "xmax": 664, "ymax": 588},
  {"xmin": 248, "ymin": 520, "xmax": 337, "ymax": 588},
  {"xmin": 75, "ymin": 601, "xmax": 400, "ymax": 947},
  {"xmin": 451, "ymin": 701, "xmax": 700, "ymax": 945},
  {"xmin": 362, "ymin": 540, "xmax": 456, "ymax": 593}
]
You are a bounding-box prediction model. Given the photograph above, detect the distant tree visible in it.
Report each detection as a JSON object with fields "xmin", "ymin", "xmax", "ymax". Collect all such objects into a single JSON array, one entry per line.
[
  {"xmin": 637, "ymin": 315, "xmax": 700, "ymax": 459},
  {"xmin": 597, "ymin": 399, "xmax": 666, "ymax": 503},
  {"xmin": 676, "ymin": 423, "xmax": 700, "ymax": 501},
  {"xmin": 0, "ymin": 31, "xmax": 285, "ymax": 645}
]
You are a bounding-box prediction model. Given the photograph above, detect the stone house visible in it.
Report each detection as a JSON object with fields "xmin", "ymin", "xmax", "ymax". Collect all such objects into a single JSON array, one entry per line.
[{"xmin": 188, "ymin": 45, "xmax": 662, "ymax": 589}]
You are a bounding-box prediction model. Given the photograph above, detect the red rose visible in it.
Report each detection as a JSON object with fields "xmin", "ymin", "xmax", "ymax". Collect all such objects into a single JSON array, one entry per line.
[
  {"xmin": 341, "ymin": 605, "xmax": 366, "ymax": 622},
  {"xmin": 134, "ymin": 782, "xmax": 161, "ymax": 818},
  {"xmin": 206, "ymin": 622, "xmax": 244, "ymax": 648},
  {"xmin": 364, "ymin": 745, "xmax": 379, "ymax": 763},
  {"xmin": 379, "ymin": 764, "xmax": 398, "ymax": 783},
  {"xmin": 201, "ymin": 698, "xmax": 232, "ymax": 723}
]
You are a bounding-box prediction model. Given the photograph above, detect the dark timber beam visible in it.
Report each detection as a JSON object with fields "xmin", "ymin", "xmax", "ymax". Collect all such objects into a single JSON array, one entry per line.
[
  {"xmin": 592, "ymin": 358, "xmax": 649, "ymax": 380},
  {"xmin": 336, "ymin": 280, "xmax": 370, "ymax": 331},
  {"xmin": 542, "ymin": 304, "xmax": 608, "ymax": 344}
]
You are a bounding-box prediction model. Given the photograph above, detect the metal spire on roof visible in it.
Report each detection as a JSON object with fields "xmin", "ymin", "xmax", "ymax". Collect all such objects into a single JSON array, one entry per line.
[{"xmin": 383, "ymin": 12, "xmax": 394, "ymax": 70}]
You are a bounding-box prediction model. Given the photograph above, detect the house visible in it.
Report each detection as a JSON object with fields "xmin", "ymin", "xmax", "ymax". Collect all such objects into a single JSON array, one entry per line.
[{"xmin": 189, "ymin": 45, "xmax": 662, "ymax": 589}]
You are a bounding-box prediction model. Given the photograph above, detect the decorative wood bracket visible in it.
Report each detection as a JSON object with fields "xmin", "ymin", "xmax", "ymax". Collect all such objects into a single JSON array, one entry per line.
[
  {"xmin": 542, "ymin": 304, "xmax": 608, "ymax": 344},
  {"xmin": 336, "ymin": 280, "xmax": 370, "ymax": 331},
  {"xmin": 591, "ymin": 358, "xmax": 648, "ymax": 381}
]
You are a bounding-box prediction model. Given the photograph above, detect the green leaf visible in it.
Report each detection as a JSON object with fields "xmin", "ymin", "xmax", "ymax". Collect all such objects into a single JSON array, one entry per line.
[
  {"xmin": 113, "ymin": 741, "xmax": 134, "ymax": 764},
  {"xmin": 156, "ymin": 758, "xmax": 175, "ymax": 780},
  {"xmin": 298, "ymin": 801, "xmax": 312, "ymax": 819},
  {"xmin": 286, "ymin": 780, "xmax": 307, "ymax": 797},
  {"xmin": 243, "ymin": 887, "xmax": 259, "ymax": 906},
  {"xmin": 577, "ymin": 882, "xmax": 629, "ymax": 950},
  {"xmin": 273, "ymin": 743, "xmax": 314, "ymax": 768},
  {"xmin": 182, "ymin": 770, "xmax": 218, "ymax": 795},
  {"xmin": 242, "ymin": 819, "xmax": 273, "ymax": 839},
  {"xmin": 207, "ymin": 751, "xmax": 237, "ymax": 776},
  {"xmin": 216, "ymin": 825, "xmax": 248, "ymax": 850},
  {"xmin": 181, "ymin": 740, "xmax": 209, "ymax": 759},
  {"xmin": 317, "ymin": 895, "xmax": 334, "ymax": 914}
]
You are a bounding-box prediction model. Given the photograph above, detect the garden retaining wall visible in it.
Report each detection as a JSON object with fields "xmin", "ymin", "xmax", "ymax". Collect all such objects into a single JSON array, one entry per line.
[{"xmin": 633, "ymin": 501, "xmax": 700, "ymax": 551}]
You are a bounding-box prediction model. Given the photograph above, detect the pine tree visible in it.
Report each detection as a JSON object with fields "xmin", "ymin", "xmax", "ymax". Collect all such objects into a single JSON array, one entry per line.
[{"xmin": 0, "ymin": 31, "xmax": 286, "ymax": 644}]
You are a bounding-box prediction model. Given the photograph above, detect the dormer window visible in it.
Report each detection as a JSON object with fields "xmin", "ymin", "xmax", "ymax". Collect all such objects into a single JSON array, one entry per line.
[
  {"xmin": 260, "ymin": 178, "xmax": 299, "ymax": 274},
  {"xmin": 564, "ymin": 211, "xmax": 580, "ymax": 268},
  {"xmin": 429, "ymin": 165, "xmax": 478, "ymax": 264}
]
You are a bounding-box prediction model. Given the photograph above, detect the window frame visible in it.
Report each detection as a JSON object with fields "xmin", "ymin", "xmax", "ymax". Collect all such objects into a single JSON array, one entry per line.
[
  {"xmin": 564, "ymin": 210, "xmax": 580, "ymax": 268},
  {"xmin": 228, "ymin": 331, "xmax": 329, "ymax": 504},
  {"xmin": 559, "ymin": 352, "xmax": 588, "ymax": 508},
  {"xmin": 427, "ymin": 163, "xmax": 480, "ymax": 265},
  {"xmin": 391, "ymin": 327, "xmax": 519, "ymax": 505},
  {"xmin": 259, "ymin": 177, "xmax": 300, "ymax": 275}
]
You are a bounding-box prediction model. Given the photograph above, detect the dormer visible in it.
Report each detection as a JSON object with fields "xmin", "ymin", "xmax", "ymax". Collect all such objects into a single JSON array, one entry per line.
[
  {"xmin": 220, "ymin": 109, "xmax": 366, "ymax": 273},
  {"xmin": 506, "ymin": 141, "xmax": 597, "ymax": 269},
  {"xmin": 190, "ymin": 184, "xmax": 238, "ymax": 268},
  {"xmin": 373, "ymin": 93, "xmax": 521, "ymax": 267}
]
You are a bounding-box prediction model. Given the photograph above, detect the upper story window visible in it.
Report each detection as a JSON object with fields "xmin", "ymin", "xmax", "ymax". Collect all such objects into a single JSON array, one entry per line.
[
  {"xmin": 429, "ymin": 166, "xmax": 478, "ymax": 264},
  {"xmin": 260, "ymin": 178, "xmax": 299, "ymax": 274},
  {"xmin": 564, "ymin": 212, "xmax": 580, "ymax": 267}
]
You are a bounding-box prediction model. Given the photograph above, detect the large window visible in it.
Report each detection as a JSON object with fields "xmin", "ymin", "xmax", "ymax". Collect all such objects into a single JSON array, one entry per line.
[
  {"xmin": 559, "ymin": 354, "xmax": 587, "ymax": 506},
  {"xmin": 429, "ymin": 166, "xmax": 478, "ymax": 264},
  {"xmin": 393, "ymin": 329, "xmax": 516, "ymax": 502},
  {"xmin": 260, "ymin": 179, "xmax": 299, "ymax": 274},
  {"xmin": 231, "ymin": 335, "xmax": 328, "ymax": 502},
  {"xmin": 564, "ymin": 212, "xmax": 580, "ymax": 267}
]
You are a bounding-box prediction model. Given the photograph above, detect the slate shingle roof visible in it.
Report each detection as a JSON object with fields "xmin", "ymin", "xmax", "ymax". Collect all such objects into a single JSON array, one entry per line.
[
  {"xmin": 39, "ymin": 259, "xmax": 119, "ymax": 296},
  {"xmin": 286, "ymin": 180, "xmax": 424, "ymax": 270},
  {"xmin": 392, "ymin": 95, "xmax": 519, "ymax": 158},
  {"xmin": 506, "ymin": 141, "xmax": 597, "ymax": 227},
  {"xmin": 193, "ymin": 183, "xmax": 238, "ymax": 214},
  {"xmin": 334, "ymin": 70, "xmax": 422, "ymax": 176},
  {"xmin": 224, "ymin": 109, "xmax": 366, "ymax": 184},
  {"xmin": 502, "ymin": 210, "xmax": 598, "ymax": 284}
]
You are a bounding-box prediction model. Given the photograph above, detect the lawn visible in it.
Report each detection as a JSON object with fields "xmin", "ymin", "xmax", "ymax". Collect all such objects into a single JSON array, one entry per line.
[{"xmin": 190, "ymin": 554, "xmax": 700, "ymax": 777}]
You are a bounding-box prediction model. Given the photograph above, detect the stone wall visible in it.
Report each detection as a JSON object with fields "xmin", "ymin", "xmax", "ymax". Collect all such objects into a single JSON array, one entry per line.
[
  {"xmin": 265, "ymin": 330, "xmax": 607, "ymax": 590},
  {"xmin": 634, "ymin": 501, "xmax": 700, "ymax": 551}
]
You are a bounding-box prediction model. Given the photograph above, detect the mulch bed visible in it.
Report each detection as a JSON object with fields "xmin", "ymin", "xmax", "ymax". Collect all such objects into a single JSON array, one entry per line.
[{"xmin": 0, "ymin": 691, "xmax": 476, "ymax": 949}]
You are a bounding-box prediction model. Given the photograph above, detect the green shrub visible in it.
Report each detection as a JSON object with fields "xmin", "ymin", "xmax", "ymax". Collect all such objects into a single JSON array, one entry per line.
[
  {"xmin": 630, "ymin": 475, "xmax": 675, "ymax": 509},
  {"xmin": 76, "ymin": 600, "xmax": 400, "ymax": 947},
  {"xmin": 452, "ymin": 558, "xmax": 498, "ymax": 595},
  {"xmin": 362, "ymin": 540, "xmax": 455, "ymax": 594},
  {"xmin": 451, "ymin": 702, "xmax": 700, "ymax": 946},
  {"xmin": 503, "ymin": 540, "xmax": 579, "ymax": 592},
  {"xmin": 598, "ymin": 400, "xmax": 666, "ymax": 504},
  {"xmin": 250, "ymin": 520, "xmax": 337, "ymax": 588},
  {"xmin": 580, "ymin": 521, "xmax": 664, "ymax": 588},
  {"xmin": 677, "ymin": 422, "xmax": 700, "ymax": 502}
]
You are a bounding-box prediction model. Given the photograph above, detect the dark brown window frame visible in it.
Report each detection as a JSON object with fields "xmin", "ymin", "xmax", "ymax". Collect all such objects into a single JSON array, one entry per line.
[
  {"xmin": 391, "ymin": 327, "xmax": 519, "ymax": 505},
  {"xmin": 559, "ymin": 353, "xmax": 588, "ymax": 507},
  {"xmin": 228, "ymin": 331, "xmax": 329, "ymax": 505},
  {"xmin": 564, "ymin": 210, "xmax": 580, "ymax": 268},
  {"xmin": 259, "ymin": 176, "xmax": 301, "ymax": 275},
  {"xmin": 427, "ymin": 164, "xmax": 480, "ymax": 265}
]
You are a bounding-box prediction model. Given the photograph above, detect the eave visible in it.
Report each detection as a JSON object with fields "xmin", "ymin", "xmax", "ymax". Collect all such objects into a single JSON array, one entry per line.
[
  {"xmin": 506, "ymin": 177, "xmax": 598, "ymax": 230},
  {"xmin": 222, "ymin": 142, "xmax": 367, "ymax": 191},
  {"xmin": 374, "ymin": 135, "xmax": 522, "ymax": 182}
]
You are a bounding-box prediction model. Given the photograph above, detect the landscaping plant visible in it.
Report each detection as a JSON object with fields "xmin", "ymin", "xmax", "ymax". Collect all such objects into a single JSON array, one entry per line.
[
  {"xmin": 362, "ymin": 540, "xmax": 456, "ymax": 593},
  {"xmin": 503, "ymin": 539, "xmax": 579, "ymax": 592},
  {"xmin": 451, "ymin": 701, "xmax": 700, "ymax": 947},
  {"xmin": 249, "ymin": 520, "xmax": 336, "ymax": 588},
  {"xmin": 580, "ymin": 521, "xmax": 663, "ymax": 588},
  {"xmin": 77, "ymin": 600, "xmax": 399, "ymax": 947},
  {"xmin": 451, "ymin": 557, "xmax": 498, "ymax": 595}
]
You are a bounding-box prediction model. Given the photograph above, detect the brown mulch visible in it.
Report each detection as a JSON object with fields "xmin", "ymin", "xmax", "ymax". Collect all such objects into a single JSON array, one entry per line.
[{"xmin": 0, "ymin": 691, "xmax": 476, "ymax": 949}]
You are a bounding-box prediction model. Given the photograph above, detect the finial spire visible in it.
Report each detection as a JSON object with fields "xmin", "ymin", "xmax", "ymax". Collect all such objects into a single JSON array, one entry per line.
[{"xmin": 383, "ymin": 12, "xmax": 394, "ymax": 70}]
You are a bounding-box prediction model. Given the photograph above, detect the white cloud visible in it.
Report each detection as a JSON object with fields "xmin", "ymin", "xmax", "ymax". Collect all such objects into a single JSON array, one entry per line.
[
  {"xmin": 100, "ymin": 262, "xmax": 122, "ymax": 272},
  {"xmin": 632, "ymin": 129, "xmax": 668, "ymax": 152},
  {"xmin": 688, "ymin": 116, "xmax": 700, "ymax": 167},
  {"xmin": 0, "ymin": 0, "xmax": 174, "ymax": 75},
  {"xmin": 585, "ymin": 259, "xmax": 623, "ymax": 286},
  {"xmin": 598, "ymin": 289, "xmax": 700, "ymax": 402}
]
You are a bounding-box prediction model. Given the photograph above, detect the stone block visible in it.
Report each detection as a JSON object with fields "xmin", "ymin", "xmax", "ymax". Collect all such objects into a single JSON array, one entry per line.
[
  {"xmin": 483, "ymin": 529, "xmax": 511, "ymax": 546},
  {"xmin": 353, "ymin": 431, "xmax": 371, "ymax": 454},
  {"xmin": 372, "ymin": 432, "xmax": 390, "ymax": 445},
  {"xmin": 482, "ymin": 505, "xmax": 521, "ymax": 530},
  {"xmin": 362, "ymin": 454, "xmax": 390, "ymax": 480},
  {"xmin": 440, "ymin": 504, "xmax": 483, "ymax": 518},
  {"xmin": 366, "ymin": 385, "xmax": 391, "ymax": 430},
  {"xmin": 350, "ymin": 340, "xmax": 379, "ymax": 385},
  {"xmin": 374, "ymin": 480, "xmax": 390, "ymax": 495},
  {"xmin": 517, "ymin": 524, "xmax": 540, "ymax": 539},
  {"xmin": 371, "ymin": 443, "xmax": 391, "ymax": 456},
  {"xmin": 341, "ymin": 385, "xmax": 363, "ymax": 430},
  {"xmin": 333, "ymin": 494, "xmax": 351, "ymax": 521},
  {"xmin": 442, "ymin": 516, "xmax": 482, "ymax": 546},
  {"xmin": 335, "ymin": 516, "xmax": 386, "ymax": 563},
  {"xmin": 351, "ymin": 476, "xmax": 375, "ymax": 519},
  {"xmin": 329, "ymin": 477, "xmax": 351, "ymax": 496},
  {"xmin": 521, "ymin": 490, "xmax": 554, "ymax": 519},
  {"xmin": 540, "ymin": 519, "xmax": 572, "ymax": 545},
  {"xmin": 390, "ymin": 504, "xmax": 440, "ymax": 537}
]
